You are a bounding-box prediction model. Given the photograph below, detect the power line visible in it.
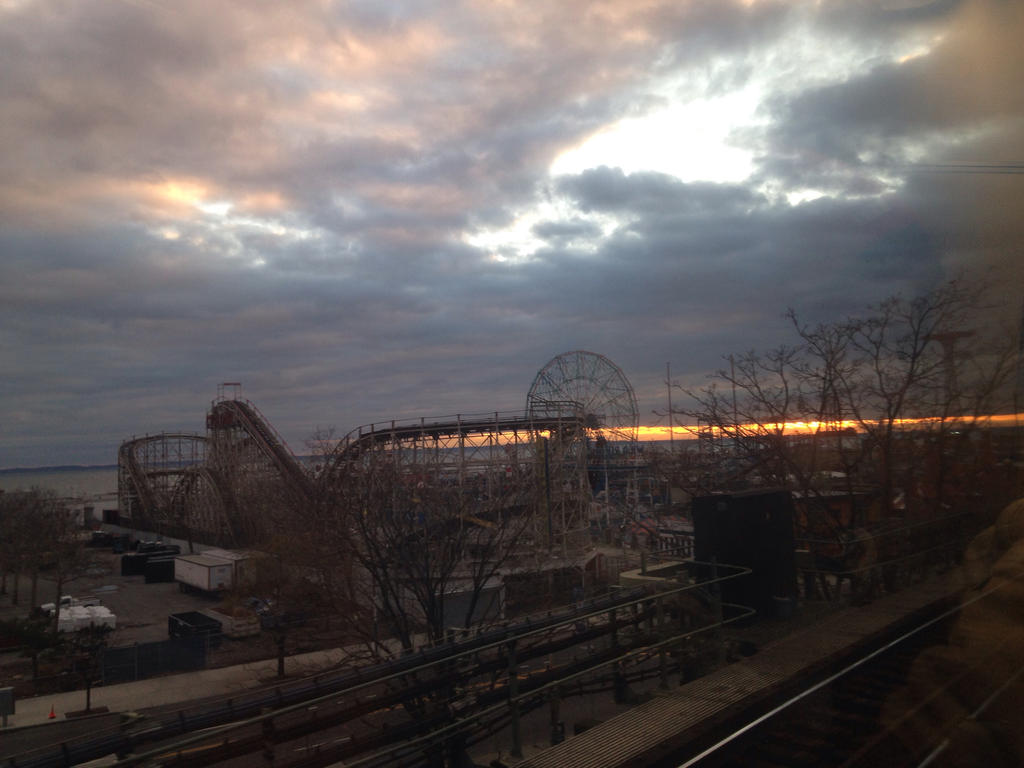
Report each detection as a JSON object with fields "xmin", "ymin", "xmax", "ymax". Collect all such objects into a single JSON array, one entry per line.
[{"xmin": 905, "ymin": 161, "xmax": 1024, "ymax": 175}]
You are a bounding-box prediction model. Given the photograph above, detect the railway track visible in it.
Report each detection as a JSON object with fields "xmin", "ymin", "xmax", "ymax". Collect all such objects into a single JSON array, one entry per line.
[
  {"xmin": 673, "ymin": 574, "xmax": 1024, "ymax": 768},
  {"xmin": 5, "ymin": 579, "xmax": 736, "ymax": 768}
]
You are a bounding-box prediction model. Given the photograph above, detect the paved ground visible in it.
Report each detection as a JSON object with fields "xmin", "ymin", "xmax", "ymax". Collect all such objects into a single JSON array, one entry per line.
[
  {"xmin": 0, "ymin": 549, "xmax": 226, "ymax": 646},
  {"xmin": 0, "ymin": 545, "xmax": 344, "ymax": 689},
  {"xmin": 2, "ymin": 646, "xmax": 348, "ymax": 729}
]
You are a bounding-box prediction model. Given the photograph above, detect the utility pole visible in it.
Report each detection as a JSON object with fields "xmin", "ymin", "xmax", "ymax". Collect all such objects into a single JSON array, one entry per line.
[
  {"xmin": 1016, "ymin": 298, "xmax": 1024, "ymax": 458},
  {"xmin": 666, "ymin": 362, "xmax": 673, "ymax": 509},
  {"xmin": 666, "ymin": 362, "xmax": 674, "ymax": 453},
  {"xmin": 730, "ymin": 354, "xmax": 739, "ymax": 457}
]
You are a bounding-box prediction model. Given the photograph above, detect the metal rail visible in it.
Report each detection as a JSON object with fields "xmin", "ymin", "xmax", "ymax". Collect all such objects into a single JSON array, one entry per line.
[
  {"xmin": 6, "ymin": 563, "xmax": 750, "ymax": 768},
  {"xmin": 1, "ymin": 587, "xmax": 644, "ymax": 768},
  {"xmin": 676, "ymin": 570, "xmax": 1024, "ymax": 768},
  {"xmin": 114, "ymin": 564, "xmax": 750, "ymax": 767}
]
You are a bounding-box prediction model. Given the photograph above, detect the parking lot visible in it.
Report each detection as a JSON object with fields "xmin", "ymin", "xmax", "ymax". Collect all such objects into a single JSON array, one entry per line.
[
  {"xmin": 0, "ymin": 544, "xmax": 335, "ymax": 683},
  {"xmin": 2, "ymin": 549, "xmax": 222, "ymax": 644}
]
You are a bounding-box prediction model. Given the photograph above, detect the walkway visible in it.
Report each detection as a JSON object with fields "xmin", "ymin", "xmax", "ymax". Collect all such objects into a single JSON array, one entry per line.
[{"xmin": 0, "ymin": 648, "xmax": 346, "ymax": 759}]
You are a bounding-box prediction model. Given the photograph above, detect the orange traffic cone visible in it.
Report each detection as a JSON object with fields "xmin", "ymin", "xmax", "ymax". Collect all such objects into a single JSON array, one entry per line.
[{"xmin": 48, "ymin": 705, "xmax": 56, "ymax": 719}]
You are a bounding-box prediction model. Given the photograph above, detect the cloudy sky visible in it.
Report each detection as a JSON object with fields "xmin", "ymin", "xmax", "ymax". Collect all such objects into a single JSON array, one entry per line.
[{"xmin": 1, "ymin": 0, "xmax": 1021, "ymax": 468}]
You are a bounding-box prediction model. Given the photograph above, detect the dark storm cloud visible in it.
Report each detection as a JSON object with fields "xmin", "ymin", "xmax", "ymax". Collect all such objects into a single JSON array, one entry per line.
[
  {"xmin": 1, "ymin": 0, "xmax": 1020, "ymax": 467},
  {"xmin": 744, "ymin": 0, "xmax": 1023, "ymax": 330},
  {"xmin": 557, "ymin": 167, "xmax": 762, "ymax": 217},
  {"xmin": 814, "ymin": 0, "xmax": 963, "ymax": 35},
  {"xmin": 755, "ymin": 0, "xmax": 1023, "ymax": 189},
  {"xmin": 545, "ymin": 168, "xmax": 944, "ymax": 316},
  {"xmin": 429, "ymin": 166, "xmax": 951, "ymax": 428}
]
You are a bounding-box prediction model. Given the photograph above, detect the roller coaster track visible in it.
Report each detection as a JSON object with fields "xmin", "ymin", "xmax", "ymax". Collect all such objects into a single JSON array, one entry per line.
[
  {"xmin": 118, "ymin": 432, "xmax": 208, "ymax": 526},
  {"xmin": 168, "ymin": 464, "xmax": 235, "ymax": 539},
  {"xmin": 118, "ymin": 439, "xmax": 156, "ymax": 521},
  {"xmin": 208, "ymin": 398, "xmax": 314, "ymax": 502},
  {"xmin": 332, "ymin": 410, "xmax": 587, "ymax": 463},
  {"xmin": 120, "ymin": 402, "xmax": 598, "ymax": 542}
]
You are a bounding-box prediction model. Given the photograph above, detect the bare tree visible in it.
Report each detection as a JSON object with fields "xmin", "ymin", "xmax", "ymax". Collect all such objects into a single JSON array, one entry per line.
[
  {"xmin": 238, "ymin": 535, "xmax": 326, "ymax": 678},
  {"xmin": 0, "ymin": 489, "xmax": 88, "ymax": 616},
  {"xmin": 0, "ymin": 491, "xmax": 29, "ymax": 605},
  {"xmin": 312, "ymin": 454, "xmax": 532, "ymax": 661},
  {"xmin": 42, "ymin": 505, "xmax": 91, "ymax": 633},
  {"xmin": 64, "ymin": 623, "xmax": 113, "ymax": 713},
  {"xmin": 676, "ymin": 279, "xmax": 1018, "ymax": 533},
  {"xmin": 0, "ymin": 613, "xmax": 61, "ymax": 680}
]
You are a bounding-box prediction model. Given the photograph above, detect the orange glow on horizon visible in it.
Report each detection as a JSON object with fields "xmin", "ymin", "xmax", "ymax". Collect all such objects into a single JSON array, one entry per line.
[{"xmin": 641, "ymin": 412, "xmax": 1024, "ymax": 441}]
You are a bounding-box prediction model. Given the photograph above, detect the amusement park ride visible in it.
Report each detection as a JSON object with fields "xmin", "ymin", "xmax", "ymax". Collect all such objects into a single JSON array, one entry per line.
[{"xmin": 117, "ymin": 351, "xmax": 642, "ymax": 549}]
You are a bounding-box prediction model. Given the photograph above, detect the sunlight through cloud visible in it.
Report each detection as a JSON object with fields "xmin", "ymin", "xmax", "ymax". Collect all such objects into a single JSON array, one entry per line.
[{"xmin": 551, "ymin": 88, "xmax": 761, "ymax": 184}]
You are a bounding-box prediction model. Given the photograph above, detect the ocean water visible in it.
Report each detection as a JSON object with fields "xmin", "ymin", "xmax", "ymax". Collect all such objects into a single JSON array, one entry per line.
[
  {"xmin": 0, "ymin": 439, "xmax": 674, "ymax": 502},
  {"xmin": 0, "ymin": 466, "xmax": 118, "ymax": 499}
]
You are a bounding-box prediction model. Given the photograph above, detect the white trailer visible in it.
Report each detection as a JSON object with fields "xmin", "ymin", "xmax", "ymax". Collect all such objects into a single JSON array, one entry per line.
[
  {"xmin": 199, "ymin": 548, "xmax": 252, "ymax": 584},
  {"xmin": 174, "ymin": 554, "xmax": 235, "ymax": 593}
]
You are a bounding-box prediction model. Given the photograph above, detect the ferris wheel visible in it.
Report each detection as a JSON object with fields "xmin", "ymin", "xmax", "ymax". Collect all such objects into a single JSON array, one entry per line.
[{"xmin": 526, "ymin": 350, "xmax": 639, "ymax": 444}]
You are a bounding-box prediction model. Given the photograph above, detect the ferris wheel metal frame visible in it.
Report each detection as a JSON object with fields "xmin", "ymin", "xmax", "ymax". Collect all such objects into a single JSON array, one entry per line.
[{"xmin": 526, "ymin": 350, "xmax": 639, "ymax": 445}]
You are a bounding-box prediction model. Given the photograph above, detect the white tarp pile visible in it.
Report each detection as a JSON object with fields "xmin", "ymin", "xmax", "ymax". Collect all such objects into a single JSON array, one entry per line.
[{"xmin": 58, "ymin": 605, "xmax": 117, "ymax": 632}]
